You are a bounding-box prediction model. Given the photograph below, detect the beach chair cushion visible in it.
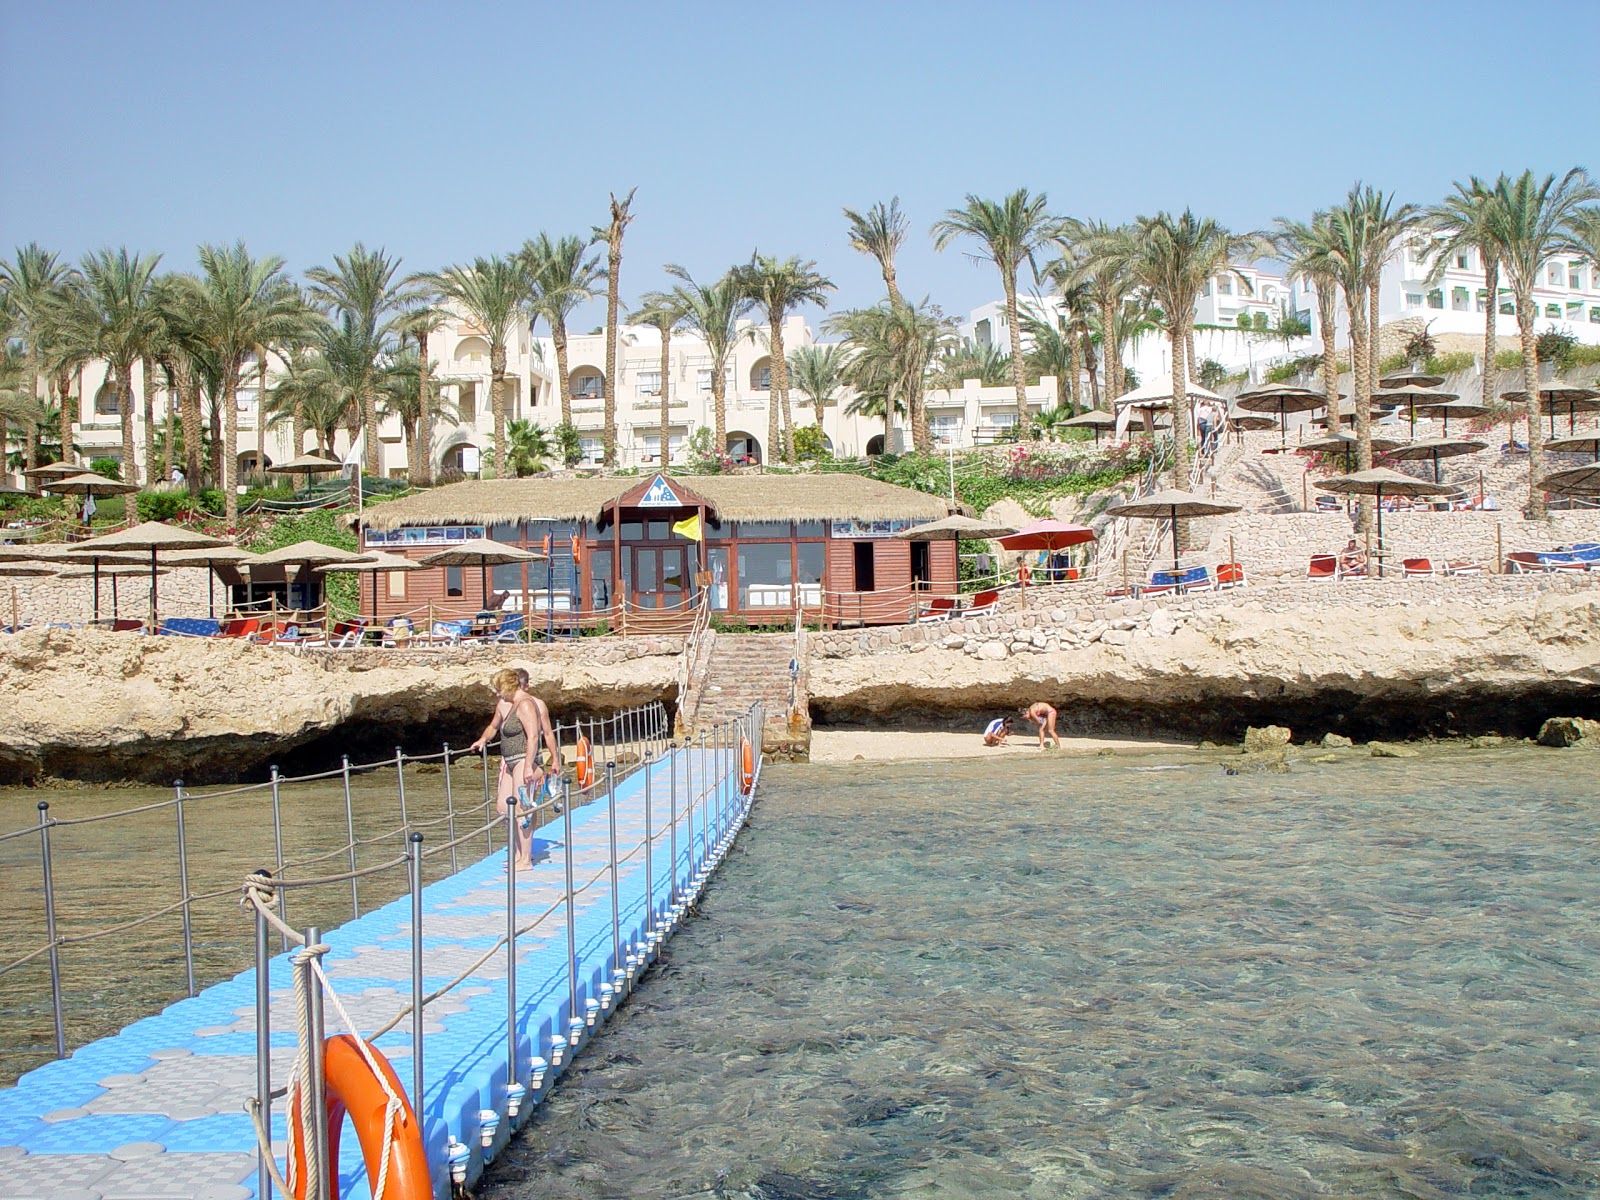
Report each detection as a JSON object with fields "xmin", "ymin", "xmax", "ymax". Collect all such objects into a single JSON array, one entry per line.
[
  {"xmin": 1401, "ymin": 558, "xmax": 1434, "ymax": 577},
  {"xmin": 1215, "ymin": 562, "xmax": 1248, "ymax": 588},
  {"xmin": 160, "ymin": 617, "xmax": 221, "ymax": 638},
  {"xmin": 1307, "ymin": 554, "xmax": 1338, "ymax": 579}
]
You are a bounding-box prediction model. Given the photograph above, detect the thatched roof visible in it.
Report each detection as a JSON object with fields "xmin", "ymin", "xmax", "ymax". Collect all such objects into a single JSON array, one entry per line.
[{"xmin": 362, "ymin": 473, "xmax": 951, "ymax": 531}]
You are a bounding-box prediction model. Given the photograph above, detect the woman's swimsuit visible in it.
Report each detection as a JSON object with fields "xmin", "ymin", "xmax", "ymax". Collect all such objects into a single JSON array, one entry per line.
[{"xmin": 500, "ymin": 707, "xmax": 528, "ymax": 766}]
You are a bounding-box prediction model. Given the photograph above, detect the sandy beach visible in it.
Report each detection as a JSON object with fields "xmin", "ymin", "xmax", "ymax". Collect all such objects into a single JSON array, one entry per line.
[{"xmin": 808, "ymin": 728, "xmax": 1192, "ymax": 763}]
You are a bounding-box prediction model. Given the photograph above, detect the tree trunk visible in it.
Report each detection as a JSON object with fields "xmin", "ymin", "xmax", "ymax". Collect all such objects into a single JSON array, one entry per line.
[
  {"xmin": 1186, "ymin": 327, "xmax": 1198, "ymax": 385},
  {"xmin": 257, "ymin": 351, "xmax": 269, "ymax": 483},
  {"xmin": 658, "ymin": 326, "xmax": 672, "ymax": 467},
  {"xmin": 1317, "ymin": 286, "xmax": 1341, "ymax": 425},
  {"xmin": 1065, "ymin": 331, "xmax": 1080, "ymax": 415},
  {"xmin": 1099, "ymin": 295, "xmax": 1120, "ymax": 401},
  {"xmin": 1083, "ymin": 335, "xmax": 1100, "ymax": 410},
  {"xmin": 141, "ymin": 357, "xmax": 158, "ymax": 487},
  {"xmin": 1348, "ymin": 294, "xmax": 1372, "ymax": 534},
  {"xmin": 180, "ymin": 361, "xmax": 201, "ymax": 496},
  {"xmin": 1369, "ymin": 280, "xmax": 1382, "ymax": 391},
  {"xmin": 712, "ymin": 369, "xmax": 727, "ymax": 456},
  {"xmin": 1481, "ymin": 256, "xmax": 1499, "ymax": 408},
  {"xmin": 208, "ymin": 386, "xmax": 223, "ymax": 489},
  {"xmin": 415, "ymin": 330, "xmax": 433, "ymax": 486},
  {"xmin": 553, "ymin": 323, "xmax": 572, "ymax": 427},
  {"xmin": 911, "ymin": 379, "xmax": 930, "ymax": 452},
  {"xmin": 603, "ymin": 241, "xmax": 622, "ymax": 467},
  {"xmin": 773, "ymin": 324, "xmax": 796, "ymax": 465},
  {"xmin": 765, "ymin": 327, "xmax": 782, "ymax": 465},
  {"xmin": 490, "ymin": 343, "xmax": 507, "ymax": 477},
  {"xmin": 25, "ymin": 346, "xmax": 49, "ymax": 467},
  {"xmin": 883, "ymin": 264, "xmax": 901, "ymax": 308},
  {"xmin": 1168, "ymin": 329, "xmax": 1188, "ymax": 488},
  {"xmin": 118, "ymin": 361, "xmax": 138, "ymax": 486},
  {"xmin": 1519, "ymin": 294, "xmax": 1545, "ymax": 519},
  {"xmin": 1004, "ymin": 277, "xmax": 1029, "ymax": 428},
  {"xmin": 222, "ymin": 363, "xmax": 240, "ymax": 526},
  {"xmin": 363, "ymin": 365, "xmax": 380, "ymax": 478}
]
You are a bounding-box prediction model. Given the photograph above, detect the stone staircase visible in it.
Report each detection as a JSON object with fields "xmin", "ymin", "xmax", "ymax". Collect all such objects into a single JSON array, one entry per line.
[{"xmin": 682, "ymin": 631, "xmax": 811, "ymax": 756}]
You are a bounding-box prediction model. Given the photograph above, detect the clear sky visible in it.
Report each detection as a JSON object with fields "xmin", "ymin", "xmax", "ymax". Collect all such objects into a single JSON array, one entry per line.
[{"xmin": 2, "ymin": 0, "xmax": 1595, "ymax": 327}]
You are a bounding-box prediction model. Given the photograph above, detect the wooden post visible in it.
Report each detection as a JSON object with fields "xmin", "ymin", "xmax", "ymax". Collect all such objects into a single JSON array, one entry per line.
[
  {"xmin": 1228, "ymin": 534, "xmax": 1235, "ymax": 569},
  {"xmin": 1495, "ymin": 522, "xmax": 1503, "ymax": 573}
]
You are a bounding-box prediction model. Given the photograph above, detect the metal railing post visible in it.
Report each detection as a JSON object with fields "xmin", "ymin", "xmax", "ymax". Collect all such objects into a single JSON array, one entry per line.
[
  {"xmin": 443, "ymin": 743, "xmax": 459, "ymax": 874},
  {"xmin": 668, "ymin": 743, "xmax": 679, "ymax": 906},
  {"xmin": 482, "ymin": 744, "xmax": 493, "ymax": 854},
  {"xmin": 408, "ymin": 832, "xmax": 425, "ymax": 1113},
  {"xmin": 270, "ymin": 766, "xmax": 288, "ymax": 950},
  {"xmin": 341, "ymin": 755, "xmax": 359, "ymax": 919},
  {"xmin": 683, "ymin": 734, "xmax": 695, "ymax": 878},
  {"xmin": 605, "ymin": 761, "xmax": 620, "ymax": 976},
  {"xmin": 253, "ymin": 894, "xmax": 272, "ymax": 1200},
  {"xmin": 562, "ymin": 779, "xmax": 579, "ymax": 1034},
  {"xmin": 505, "ymin": 798, "xmax": 519, "ymax": 1094},
  {"xmin": 296, "ymin": 926, "xmax": 329, "ymax": 1200},
  {"xmin": 642, "ymin": 751, "xmax": 655, "ymax": 936},
  {"xmin": 395, "ymin": 746, "xmax": 409, "ymax": 831},
  {"xmin": 173, "ymin": 780, "xmax": 195, "ymax": 997},
  {"xmin": 37, "ymin": 802, "xmax": 65, "ymax": 1059}
]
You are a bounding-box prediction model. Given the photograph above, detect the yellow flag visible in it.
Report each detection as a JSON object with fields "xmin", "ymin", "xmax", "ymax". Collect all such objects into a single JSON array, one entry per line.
[{"xmin": 671, "ymin": 514, "xmax": 702, "ymax": 541}]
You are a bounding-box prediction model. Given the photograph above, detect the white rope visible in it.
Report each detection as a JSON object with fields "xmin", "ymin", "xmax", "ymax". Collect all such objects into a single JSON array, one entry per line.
[{"xmin": 311, "ymin": 956, "xmax": 407, "ymax": 1200}]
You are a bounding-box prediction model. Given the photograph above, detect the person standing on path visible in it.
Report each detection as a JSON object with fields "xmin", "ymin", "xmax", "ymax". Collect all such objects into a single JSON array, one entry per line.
[
  {"xmin": 1022, "ymin": 701, "xmax": 1060, "ymax": 749},
  {"xmin": 470, "ymin": 667, "xmax": 561, "ymax": 869}
]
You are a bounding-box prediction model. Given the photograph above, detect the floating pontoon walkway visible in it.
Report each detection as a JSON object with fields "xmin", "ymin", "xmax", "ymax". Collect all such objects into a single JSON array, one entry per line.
[{"xmin": 0, "ymin": 738, "xmax": 758, "ymax": 1200}]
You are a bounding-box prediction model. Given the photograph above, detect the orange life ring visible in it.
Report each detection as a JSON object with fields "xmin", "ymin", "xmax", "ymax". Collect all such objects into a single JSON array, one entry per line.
[
  {"xmin": 286, "ymin": 1034, "xmax": 431, "ymax": 1200},
  {"xmin": 739, "ymin": 737, "xmax": 755, "ymax": 795},
  {"xmin": 574, "ymin": 736, "xmax": 594, "ymax": 790}
]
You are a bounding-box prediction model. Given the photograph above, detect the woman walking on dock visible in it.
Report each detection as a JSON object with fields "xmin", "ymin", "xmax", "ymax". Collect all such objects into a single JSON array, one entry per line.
[{"xmin": 471, "ymin": 668, "xmax": 561, "ymax": 869}]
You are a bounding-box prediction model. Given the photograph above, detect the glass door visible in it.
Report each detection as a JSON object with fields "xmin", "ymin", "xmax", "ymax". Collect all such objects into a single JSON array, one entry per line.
[{"xmin": 629, "ymin": 545, "xmax": 691, "ymax": 610}]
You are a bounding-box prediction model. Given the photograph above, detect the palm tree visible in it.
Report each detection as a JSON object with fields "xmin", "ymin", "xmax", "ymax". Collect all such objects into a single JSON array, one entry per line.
[
  {"xmin": 932, "ymin": 189, "xmax": 1060, "ymax": 427},
  {"xmin": 493, "ymin": 418, "xmax": 554, "ymax": 477},
  {"xmin": 593, "ymin": 189, "xmax": 637, "ymax": 466},
  {"xmin": 393, "ymin": 294, "xmax": 450, "ymax": 486},
  {"xmin": 629, "ymin": 289, "xmax": 687, "ymax": 466},
  {"xmin": 1425, "ymin": 179, "xmax": 1505, "ymax": 411},
  {"xmin": 1018, "ymin": 310, "xmax": 1078, "ymax": 411},
  {"xmin": 1272, "ymin": 213, "xmax": 1345, "ymax": 423},
  {"xmin": 929, "ymin": 337, "xmax": 1012, "ymax": 390},
  {"xmin": 422, "ymin": 257, "xmax": 528, "ymax": 477},
  {"xmin": 1486, "ymin": 168, "xmax": 1600, "ymax": 518},
  {"xmin": 376, "ymin": 348, "xmax": 455, "ymax": 479},
  {"xmin": 1054, "ymin": 222, "xmax": 1135, "ymax": 403},
  {"xmin": 0, "ymin": 244, "xmax": 75, "ymax": 468},
  {"xmin": 787, "ymin": 343, "xmax": 846, "ymax": 428},
  {"xmin": 1101, "ymin": 211, "xmax": 1260, "ymax": 484},
  {"xmin": 733, "ymin": 254, "xmax": 835, "ymax": 465},
  {"xmin": 664, "ymin": 265, "xmax": 752, "ymax": 456},
  {"xmin": 827, "ymin": 298, "xmax": 951, "ymax": 453},
  {"xmin": 264, "ymin": 349, "xmax": 355, "ymax": 460},
  {"xmin": 844, "ymin": 197, "xmax": 908, "ymax": 305},
  {"xmin": 305, "ymin": 244, "xmax": 406, "ymax": 476},
  {"xmin": 180, "ymin": 242, "xmax": 303, "ymax": 524},
  {"xmin": 522, "ymin": 234, "xmax": 602, "ymax": 428}
]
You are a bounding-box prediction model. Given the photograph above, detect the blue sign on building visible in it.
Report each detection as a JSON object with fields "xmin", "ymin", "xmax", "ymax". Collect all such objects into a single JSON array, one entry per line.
[{"xmin": 638, "ymin": 477, "xmax": 682, "ymax": 508}]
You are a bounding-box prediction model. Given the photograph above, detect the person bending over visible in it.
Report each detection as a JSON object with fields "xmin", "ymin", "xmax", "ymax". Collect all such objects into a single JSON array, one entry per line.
[
  {"xmin": 1022, "ymin": 701, "xmax": 1060, "ymax": 749},
  {"xmin": 470, "ymin": 667, "xmax": 561, "ymax": 870},
  {"xmin": 982, "ymin": 716, "xmax": 1013, "ymax": 747}
]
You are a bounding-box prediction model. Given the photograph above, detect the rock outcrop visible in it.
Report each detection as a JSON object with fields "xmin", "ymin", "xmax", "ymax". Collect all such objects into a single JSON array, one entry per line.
[{"xmin": 0, "ymin": 629, "xmax": 681, "ymax": 783}]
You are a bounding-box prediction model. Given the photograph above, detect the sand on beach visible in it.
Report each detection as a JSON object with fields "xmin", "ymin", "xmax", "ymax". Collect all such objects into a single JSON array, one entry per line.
[{"xmin": 807, "ymin": 728, "xmax": 1192, "ymax": 763}]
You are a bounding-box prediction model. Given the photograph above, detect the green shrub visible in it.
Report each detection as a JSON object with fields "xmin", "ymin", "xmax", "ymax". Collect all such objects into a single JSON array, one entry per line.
[
  {"xmin": 89, "ymin": 457, "xmax": 122, "ymax": 480},
  {"xmin": 135, "ymin": 491, "xmax": 190, "ymax": 522},
  {"xmin": 791, "ymin": 424, "xmax": 829, "ymax": 461}
]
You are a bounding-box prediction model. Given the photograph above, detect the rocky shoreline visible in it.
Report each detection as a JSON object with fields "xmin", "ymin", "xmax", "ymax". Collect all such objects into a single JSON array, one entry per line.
[{"xmin": 3, "ymin": 577, "xmax": 1598, "ymax": 783}]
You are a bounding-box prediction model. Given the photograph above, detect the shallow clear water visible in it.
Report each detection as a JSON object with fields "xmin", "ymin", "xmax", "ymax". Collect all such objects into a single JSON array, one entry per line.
[{"xmin": 480, "ymin": 748, "xmax": 1600, "ymax": 1199}]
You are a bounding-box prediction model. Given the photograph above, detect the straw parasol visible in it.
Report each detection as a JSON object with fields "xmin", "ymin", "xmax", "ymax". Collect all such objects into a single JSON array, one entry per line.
[
  {"xmin": 1499, "ymin": 384, "xmax": 1600, "ymax": 437},
  {"xmin": 419, "ymin": 538, "xmax": 544, "ymax": 613},
  {"xmin": 1235, "ymin": 386, "xmax": 1327, "ymax": 447},
  {"xmin": 1382, "ymin": 437, "xmax": 1487, "ymax": 484},
  {"xmin": 1060, "ymin": 410, "xmax": 1117, "ymax": 444},
  {"xmin": 163, "ymin": 546, "xmax": 259, "ymax": 618},
  {"xmin": 246, "ymin": 540, "xmax": 374, "ymax": 614},
  {"xmin": 63, "ymin": 520, "xmax": 231, "ymax": 627},
  {"xmin": 1371, "ymin": 383, "xmax": 1455, "ymax": 438},
  {"xmin": 1104, "ymin": 488, "xmax": 1241, "ymax": 574},
  {"xmin": 1298, "ymin": 431, "xmax": 1403, "ymax": 472},
  {"xmin": 267, "ymin": 452, "xmax": 346, "ymax": 492},
  {"xmin": 1411, "ymin": 398, "xmax": 1489, "ymax": 436},
  {"xmin": 41, "ymin": 472, "xmax": 140, "ymax": 527},
  {"xmin": 1227, "ymin": 413, "xmax": 1279, "ymax": 432},
  {"xmin": 1379, "ymin": 369, "xmax": 1446, "ymax": 389},
  {"xmin": 22, "ymin": 460, "xmax": 81, "ymax": 482},
  {"xmin": 1314, "ymin": 468, "xmax": 1453, "ymax": 572},
  {"xmin": 1536, "ymin": 464, "xmax": 1600, "ymax": 498},
  {"xmin": 893, "ymin": 514, "xmax": 1019, "ymax": 541},
  {"xmin": 3, "ymin": 542, "xmax": 148, "ymax": 621},
  {"xmin": 0, "ymin": 561, "xmax": 56, "ymax": 631},
  {"xmin": 317, "ymin": 549, "xmax": 427, "ymax": 620},
  {"xmin": 1544, "ymin": 434, "xmax": 1600, "ymax": 461},
  {"xmin": 0, "ymin": 480, "xmax": 27, "ymax": 496}
]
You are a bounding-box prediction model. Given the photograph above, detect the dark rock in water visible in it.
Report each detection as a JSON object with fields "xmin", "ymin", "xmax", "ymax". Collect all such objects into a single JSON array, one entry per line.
[
  {"xmin": 1470, "ymin": 734, "xmax": 1506, "ymax": 749},
  {"xmin": 1321, "ymin": 732, "xmax": 1354, "ymax": 748},
  {"xmin": 1226, "ymin": 748, "xmax": 1290, "ymax": 775},
  {"xmin": 1369, "ymin": 741, "xmax": 1419, "ymax": 759},
  {"xmin": 1536, "ymin": 716, "xmax": 1600, "ymax": 748},
  {"xmin": 1243, "ymin": 725, "xmax": 1292, "ymax": 753}
]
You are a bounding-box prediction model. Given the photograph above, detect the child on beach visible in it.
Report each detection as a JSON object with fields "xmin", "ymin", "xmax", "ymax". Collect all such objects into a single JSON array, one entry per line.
[{"xmin": 982, "ymin": 717, "xmax": 1013, "ymax": 746}]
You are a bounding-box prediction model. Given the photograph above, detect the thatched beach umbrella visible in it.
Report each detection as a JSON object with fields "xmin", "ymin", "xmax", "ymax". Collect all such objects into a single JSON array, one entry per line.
[
  {"xmin": 1537, "ymin": 464, "xmax": 1600, "ymax": 499},
  {"xmin": 1411, "ymin": 398, "xmax": 1489, "ymax": 437},
  {"xmin": 1299, "ymin": 431, "xmax": 1403, "ymax": 472},
  {"xmin": 1314, "ymin": 468, "xmax": 1453, "ymax": 574},
  {"xmin": 163, "ymin": 546, "xmax": 259, "ymax": 618},
  {"xmin": 317, "ymin": 549, "xmax": 427, "ymax": 620},
  {"xmin": 21, "ymin": 460, "xmax": 81, "ymax": 483},
  {"xmin": 1104, "ymin": 488, "xmax": 1241, "ymax": 575},
  {"xmin": 1060, "ymin": 410, "xmax": 1117, "ymax": 444},
  {"xmin": 62, "ymin": 520, "xmax": 231, "ymax": 627},
  {"xmin": 1371, "ymin": 383, "xmax": 1455, "ymax": 438},
  {"xmin": 420, "ymin": 538, "xmax": 544, "ymax": 613},
  {"xmin": 0, "ymin": 561, "xmax": 56, "ymax": 631},
  {"xmin": 0, "ymin": 480, "xmax": 27, "ymax": 496},
  {"xmin": 247, "ymin": 540, "xmax": 373, "ymax": 613},
  {"xmin": 1227, "ymin": 413, "xmax": 1279, "ymax": 432},
  {"xmin": 1235, "ymin": 386, "xmax": 1326, "ymax": 448},
  {"xmin": 1379, "ymin": 369, "xmax": 1446, "ymax": 389},
  {"xmin": 893, "ymin": 514, "xmax": 1019, "ymax": 541},
  {"xmin": 267, "ymin": 452, "xmax": 345, "ymax": 492},
  {"xmin": 1500, "ymin": 384, "xmax": 1600, "ymax": 437},
  {"xmin": 41, "ymin": 472, "xmax": 139, "ymax": 527},
  {"xmin": 1544, "ymin": 434, "xmax": 1600, "ymax": 462},
  {"xmin": 1382, "ymin": 437, "xmax": 1487, "ymax": 484}
]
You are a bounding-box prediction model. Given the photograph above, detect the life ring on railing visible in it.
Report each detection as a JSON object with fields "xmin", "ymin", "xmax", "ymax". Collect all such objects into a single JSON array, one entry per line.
[
  {"xmin": 286, "ymin": 1034, "xmax": 431, "ymax": 1200},
  {"xmin": 739, "ymin": 737, "xmax": 755, "ymax": 795},
  {"xmin": 574, "ymin": 736, "xmax": 594, "ymax": 790}
]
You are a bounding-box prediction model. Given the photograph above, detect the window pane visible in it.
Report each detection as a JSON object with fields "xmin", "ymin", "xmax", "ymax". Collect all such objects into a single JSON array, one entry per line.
[
  {"xmin": 798, "ymin": 542, "xmax": 824, "ymax": 585},
  {"xmin": 446, "ymin": 567, "xmax": 463, "ymax": 597},
  {"xmin": 621, "ymin": 521, "xmax": 644, "ymax": 541},
  {"xmin": 635, "ymin": 549, "xmax": 658, "ymax": 592},
  {"xmin": 490, "ymin": 521, "xmax": 522, "ymax": 542},
  {"xmin": 707, "ymin": 547, "xmax": 729, "ymax": 610},
  {"xmin": 589, "ymin": 550, "xmax": 612, "ymax": 609},
  {"xmin": 797, "ymin": 521, "xmax": 824, "ymax": 538},
  {"xmin": 492, "ymin": 562, "xmax": 524, "ymax": 591},
  {"xmin": 738, "ymin": 521, "xmax": 790, "ymax": 539},
  {"xmin": 648, "ymin": 520, "xmax": 670, "ymax": 540},
  {"xmin": 739, "ymin": 542, "xmax": 793, "ymax": 607}
]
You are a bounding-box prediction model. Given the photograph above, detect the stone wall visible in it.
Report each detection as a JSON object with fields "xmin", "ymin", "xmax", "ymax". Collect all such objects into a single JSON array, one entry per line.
[{"xmin": 9, "ymin": 569, "xmax": 211, "ymax": 626}]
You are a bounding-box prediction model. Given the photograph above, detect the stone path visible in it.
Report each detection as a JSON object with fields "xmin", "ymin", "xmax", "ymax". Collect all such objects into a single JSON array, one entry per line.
[{"xmin": 0, "ymin": 746, "xmax": 753, "ymax": 1199}]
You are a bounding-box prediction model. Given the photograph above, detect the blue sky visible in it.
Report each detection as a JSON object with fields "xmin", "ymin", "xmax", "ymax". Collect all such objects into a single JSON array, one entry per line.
[{"xmin": 2, "ymin": 0, "xmax": 1594, "ymax": 327}]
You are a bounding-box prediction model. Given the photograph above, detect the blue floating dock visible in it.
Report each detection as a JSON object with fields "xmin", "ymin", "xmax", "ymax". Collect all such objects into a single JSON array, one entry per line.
[{"xmin": 0, "ymin": 746, "xmax": 755, "ymax": 1200}]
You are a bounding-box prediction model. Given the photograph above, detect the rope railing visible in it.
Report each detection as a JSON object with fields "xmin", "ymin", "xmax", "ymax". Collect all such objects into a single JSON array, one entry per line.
[
  {"xmin": 1, "ymin": 697, "xmax": 674, "ymax": 1074},
  {"xmin": 238, "ymin": 700, "xmax": 764, "ymax": 1200}
]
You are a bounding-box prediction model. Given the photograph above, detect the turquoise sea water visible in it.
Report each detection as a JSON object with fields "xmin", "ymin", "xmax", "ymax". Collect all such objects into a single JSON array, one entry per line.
[{"xmin": 480, "ymin": 748, "xmax": 1600, "ymax": 1199}]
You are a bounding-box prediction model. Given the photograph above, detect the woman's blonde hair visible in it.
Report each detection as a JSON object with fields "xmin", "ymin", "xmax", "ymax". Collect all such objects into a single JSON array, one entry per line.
[{"xmin": 491, "ymin": 668, "xmax": 522, "ymax": 696}]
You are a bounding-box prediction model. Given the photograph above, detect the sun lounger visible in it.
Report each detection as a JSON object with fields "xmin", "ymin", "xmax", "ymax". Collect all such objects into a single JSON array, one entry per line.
[
  {"xmin": 1178, "ymin": 565, "xmax": 1213, "ymax": 592},
  {"xmin": 1505, "ymin": 551, "xmax": 1548, "ymax": 574},
  {"xmin": 1401, "ymin": 558, "xmax": 1435, "ymax": 578},
  {"xmin": 1143, "ymin": 570, "xmax": 1181, "ymax": 596},
  {"xmin": 217, "ymin": 618, "xmax": 260, "ymax": 639},
  {"xmin": 1442, "ymin": 561, "xmax": 1486, "ymax": 576},
  {"xmin": 1314, "ymin": 495, "xmax": 1342, "ymax": 512},
  {"xmin": 159, "ymin": 617, "xmax": 221, "ymax": 638},
  {"xmin": 915, "ymin": 597, "xmax": 958, "ymax": 623},
  {"xmin": 1214, "ymin": 562, "xmax": 1248, "ymax": 589},
  {"xmin": 1307, "ymin": 554, "xmax": 1339, "ymax": 581},
  {"xmin": 963, "ymin": 589, "xmax": 1001, "ymax": 618}
]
